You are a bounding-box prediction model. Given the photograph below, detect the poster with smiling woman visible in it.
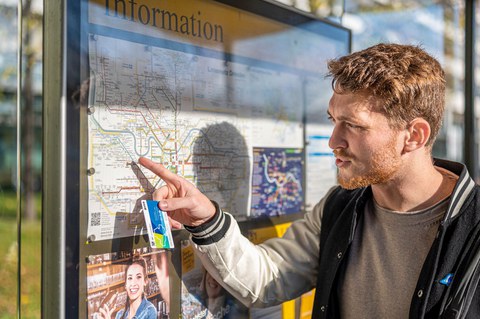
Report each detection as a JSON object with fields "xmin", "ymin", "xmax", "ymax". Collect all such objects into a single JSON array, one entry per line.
[{"xmin": 86, "ymin": 248, "xmax": 170, "ymax": 319}]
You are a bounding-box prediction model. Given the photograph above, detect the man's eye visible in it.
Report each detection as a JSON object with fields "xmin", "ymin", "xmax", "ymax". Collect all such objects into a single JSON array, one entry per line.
[{"xmin": 345, "ymin": 122, "xmax": 360, "ymax": 129}]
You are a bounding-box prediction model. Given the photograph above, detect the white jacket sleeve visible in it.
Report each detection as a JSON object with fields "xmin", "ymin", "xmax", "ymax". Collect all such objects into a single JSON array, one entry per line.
[{"xmin": 187, "ymin": 187, "xmax": 337, "ymax": 308}]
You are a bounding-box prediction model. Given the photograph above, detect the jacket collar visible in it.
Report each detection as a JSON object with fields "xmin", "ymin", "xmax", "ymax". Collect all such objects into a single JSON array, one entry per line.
[
  {"xmin": 354, "ymin": 158, "xmax": 475, "ymax": 221},
  {"xmin": 433, "ymin": 158, "xmax": 475, "ymax": 220}
]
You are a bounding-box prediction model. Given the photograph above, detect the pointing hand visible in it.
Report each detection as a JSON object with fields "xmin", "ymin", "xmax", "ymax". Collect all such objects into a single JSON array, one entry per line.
[{"xmin": 138, "ymin": 157, "xmax": 216, "ymax": 228}]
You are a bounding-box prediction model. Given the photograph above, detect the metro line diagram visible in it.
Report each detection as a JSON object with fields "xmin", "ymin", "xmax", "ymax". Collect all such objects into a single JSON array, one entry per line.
[{"xmin": 86, "ymin": 34, "xmax": 304, "ymax": 240}]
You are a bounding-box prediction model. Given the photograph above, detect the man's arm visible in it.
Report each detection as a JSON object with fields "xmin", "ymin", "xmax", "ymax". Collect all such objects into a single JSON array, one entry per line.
[
  {"xmin": 139, "ymin": 157, "xmax": 331, "ymax": 307},
  {"xmin": 189, "ymin": 199, "xmax": 329, "ymax": 307}
]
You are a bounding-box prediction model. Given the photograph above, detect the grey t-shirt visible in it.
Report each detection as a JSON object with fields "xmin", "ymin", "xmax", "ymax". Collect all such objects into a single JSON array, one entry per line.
[{"xmin": 338, "ymin": 197, "xmax": 449, "ymax": 319}]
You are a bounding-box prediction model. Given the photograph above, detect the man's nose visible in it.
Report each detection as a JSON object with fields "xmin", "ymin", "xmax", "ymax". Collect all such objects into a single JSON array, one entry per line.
[{"xmin": 328, "ymin": 125, "xmax": 347, "ymax": 150}]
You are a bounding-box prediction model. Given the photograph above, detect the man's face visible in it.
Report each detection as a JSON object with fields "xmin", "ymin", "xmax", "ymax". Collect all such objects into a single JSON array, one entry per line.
[{"xmin": 327, "ymin": 91, "xmax": 404, "ymax": 189}]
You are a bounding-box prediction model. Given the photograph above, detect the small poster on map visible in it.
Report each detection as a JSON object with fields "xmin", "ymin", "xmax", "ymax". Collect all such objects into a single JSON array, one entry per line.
[{"xmin": 250, "ymin": 147, "xmax": 304, "ymax": 218}]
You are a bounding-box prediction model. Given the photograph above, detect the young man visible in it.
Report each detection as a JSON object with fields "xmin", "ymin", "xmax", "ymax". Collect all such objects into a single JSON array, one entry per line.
[{"xmin": 139, "ymin": 43, "xmax": 480, "ymax": 318}]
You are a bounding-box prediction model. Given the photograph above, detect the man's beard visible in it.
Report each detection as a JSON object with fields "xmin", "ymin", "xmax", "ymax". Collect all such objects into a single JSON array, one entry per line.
[{"xmin": 335, "ymin": 138, "xmax": 401, "ymax": 190}]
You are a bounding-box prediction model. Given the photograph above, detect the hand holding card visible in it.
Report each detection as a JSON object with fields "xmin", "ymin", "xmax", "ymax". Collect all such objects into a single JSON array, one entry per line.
[{"xmin": 142, "ymin": 200, "xmax": 175, "ymax": 249}]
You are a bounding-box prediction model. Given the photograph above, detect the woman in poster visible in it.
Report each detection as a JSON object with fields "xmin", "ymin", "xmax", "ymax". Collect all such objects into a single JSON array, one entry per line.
[{"xmin": 99, "ymin": 257, "xmax": 157, "ymax": 319}]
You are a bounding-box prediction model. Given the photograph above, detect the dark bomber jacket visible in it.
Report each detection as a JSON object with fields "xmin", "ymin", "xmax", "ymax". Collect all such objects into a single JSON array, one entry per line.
[{"xmin": 313, "ymin": 158, "xmax": 480, "ymax": 318}]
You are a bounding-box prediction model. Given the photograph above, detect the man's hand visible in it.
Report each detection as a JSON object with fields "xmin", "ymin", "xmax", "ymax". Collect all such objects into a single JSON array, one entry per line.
[{"xmin": 138, "ymin": 157, "xmax": 216, "ymax": 228}]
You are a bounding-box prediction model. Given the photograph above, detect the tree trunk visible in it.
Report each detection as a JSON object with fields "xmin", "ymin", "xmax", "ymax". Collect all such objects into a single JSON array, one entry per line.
[{"xmin": 21, "ymin": 0, "xmax": 37, "ymax": 221}]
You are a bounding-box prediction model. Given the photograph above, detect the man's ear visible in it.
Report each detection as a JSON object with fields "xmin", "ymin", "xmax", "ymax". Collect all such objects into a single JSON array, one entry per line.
[{"xmin": 403, "ymin": 118, "xmax": 431, "ymax": 153}]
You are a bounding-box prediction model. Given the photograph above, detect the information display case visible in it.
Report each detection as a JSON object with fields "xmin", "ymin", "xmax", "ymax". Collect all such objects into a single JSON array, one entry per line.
[{"xmin": 43, "ymin": 0, "xmax": 350, "ymax": 317}]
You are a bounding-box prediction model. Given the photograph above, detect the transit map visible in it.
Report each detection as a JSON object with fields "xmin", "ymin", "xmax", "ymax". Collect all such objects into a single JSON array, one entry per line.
[{"xmin": 87, "ymin": 35, "xmax": 305, "ymax": 240}]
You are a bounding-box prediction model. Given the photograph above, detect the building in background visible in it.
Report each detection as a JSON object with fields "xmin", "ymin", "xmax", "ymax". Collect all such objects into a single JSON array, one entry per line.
[{"xmin": 276, "ymin": 0, "xmax": 472, "ymax": 172}]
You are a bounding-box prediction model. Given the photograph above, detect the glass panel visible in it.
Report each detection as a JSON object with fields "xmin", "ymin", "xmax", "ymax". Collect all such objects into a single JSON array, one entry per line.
[
  {"xmin": 343, "ymin": 0, "xmax": 466, "ymax": 162},
  {"xmin": 0, "ymin": 0, "xmax": 43, "ymax": 315},
  {"xmin": 18, "ymin": 0, "xmax": 43, "ymax": 317},
  {"xmin": 0, "ymin": 1, "xmax": 19, "ymax": 318}
]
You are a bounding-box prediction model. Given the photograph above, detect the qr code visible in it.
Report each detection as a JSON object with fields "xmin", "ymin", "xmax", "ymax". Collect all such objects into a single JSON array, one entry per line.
[{"xmin": 90, "ymin": 213, "xmax": 101, "ymax": 226}]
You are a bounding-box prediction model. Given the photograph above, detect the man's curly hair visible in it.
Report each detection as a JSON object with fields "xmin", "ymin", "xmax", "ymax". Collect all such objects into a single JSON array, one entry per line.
[{"xmin": 327, "ymin": 43, "xmax": 446, "ymax": 147}]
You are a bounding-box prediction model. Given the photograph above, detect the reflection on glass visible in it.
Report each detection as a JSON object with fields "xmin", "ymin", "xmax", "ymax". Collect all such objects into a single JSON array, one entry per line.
[
  {"xmin": 0, "ymin": 0, "xmax": 42, "ymax": 318},
  {"xmin": 343, "ymin": 1, "xmax": 465, "ymax": 162}
]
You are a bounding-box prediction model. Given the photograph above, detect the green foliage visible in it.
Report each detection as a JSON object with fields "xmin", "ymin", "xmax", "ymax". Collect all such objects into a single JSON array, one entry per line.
[
  {"xmin": 0, "ymin": 190, "xmax": 41, "ymax": 318},
  {"xmin": 0, "ymin": 191, "xmax": 18, "ymax": 219},
  {"xmin": 0, "ymin": 191, "xmax": 41, "ymax": 220},
  {"xmin": 0, "ymin": 220, "xmax": 18, "ymax": 318},
  {"xmin": 20, "ymin": 221, "xmax": 42, "ymax": 319},
  {"xmin": 0, "ymin": 220, "xmax": 41, "ymax": 319}
]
